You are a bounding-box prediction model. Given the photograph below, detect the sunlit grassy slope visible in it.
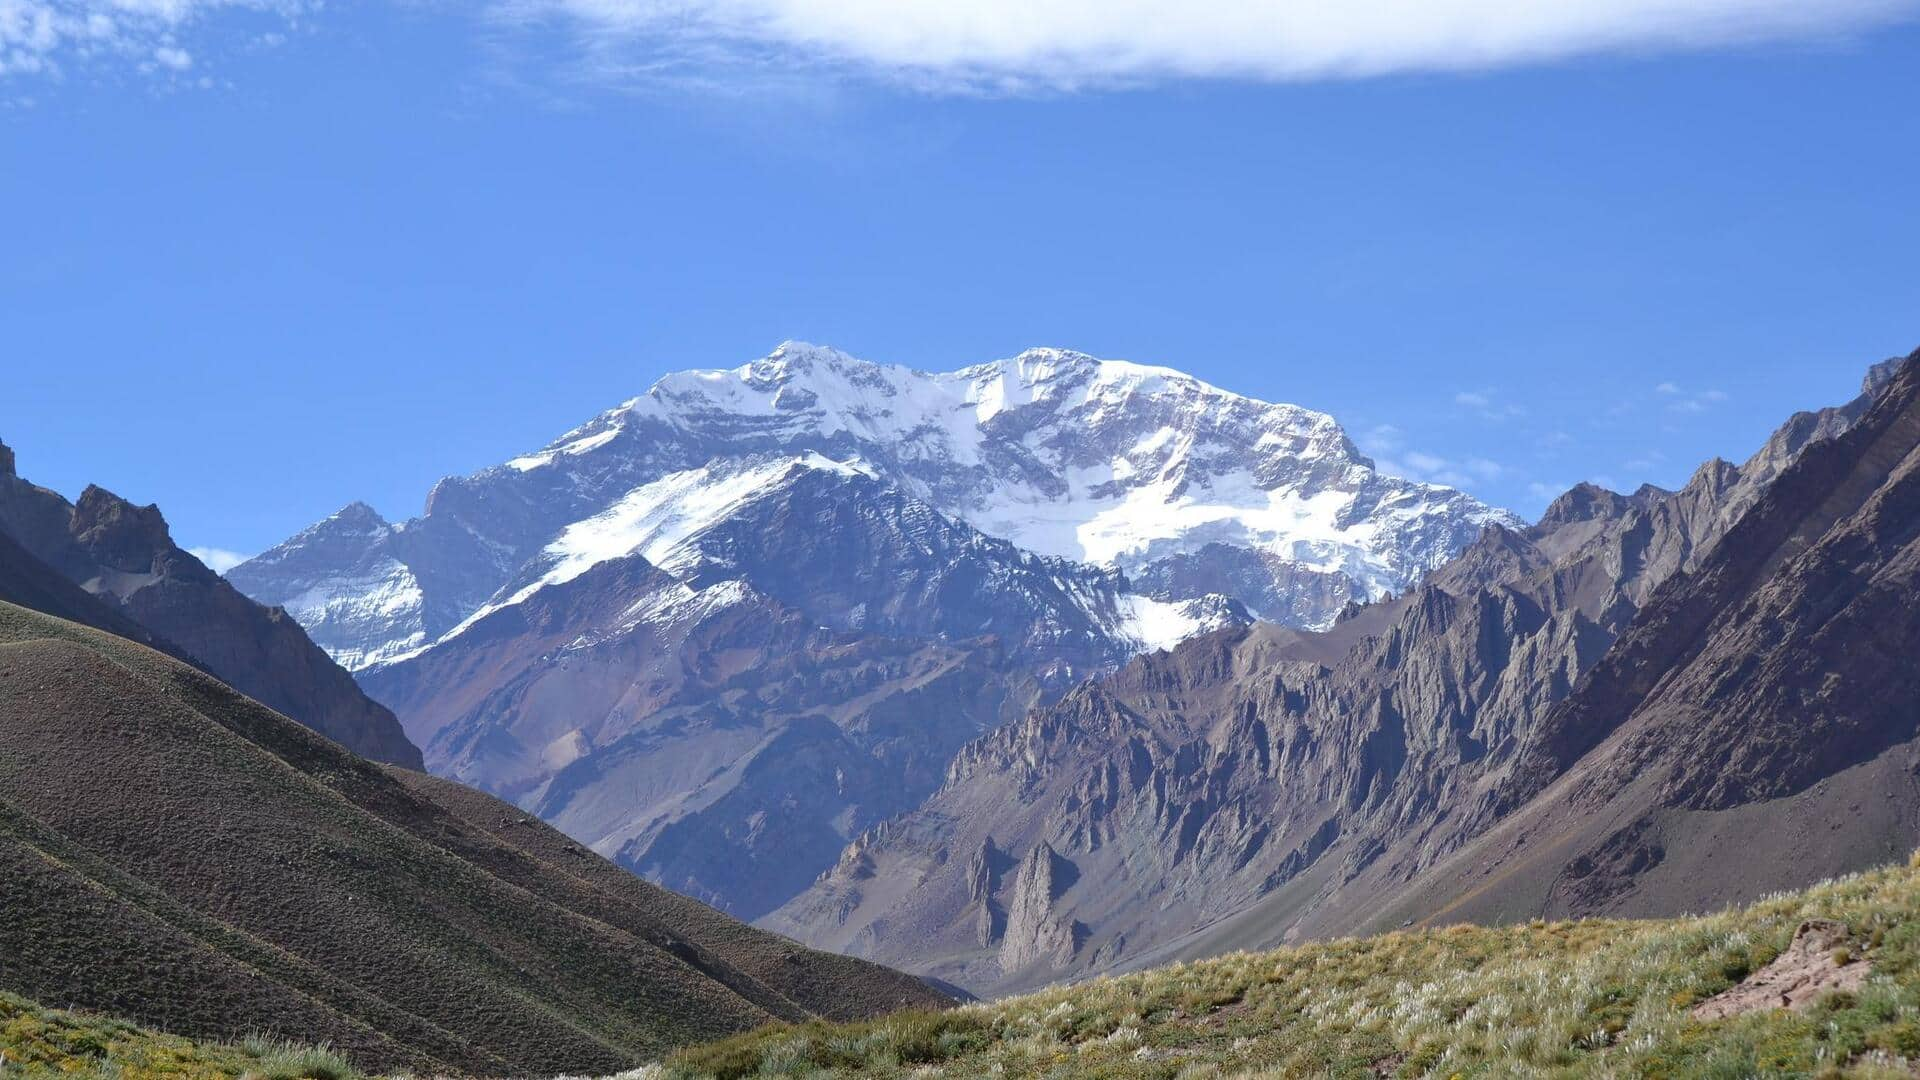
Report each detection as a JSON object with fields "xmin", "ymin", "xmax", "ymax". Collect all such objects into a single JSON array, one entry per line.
[
  {"xmin": 0, "ymin": 990, "xmax": 360, "ymax": 1080},
  {"xmin": 12, "ymin": 855, "xmax": 1920, "ymax": 1079},
  {"xmin": 660, "ymin": 855, "xmax": 1920, "ymax": 1079}
]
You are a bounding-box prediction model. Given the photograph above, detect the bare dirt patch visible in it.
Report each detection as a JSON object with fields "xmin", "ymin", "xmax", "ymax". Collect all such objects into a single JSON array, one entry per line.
[{"xmin": 1691, "ymin": 919, "xmax": 1870, "ymax": 1020}]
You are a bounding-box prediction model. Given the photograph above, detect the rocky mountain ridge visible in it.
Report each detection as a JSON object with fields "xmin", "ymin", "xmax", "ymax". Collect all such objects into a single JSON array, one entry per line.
[
  {"xmin": 0, "ymin": 440, "xmax": 420, "ymax": 768},
  {"xmin": 766, "ymin": 351, "xmax": 1917, "ymax": 995},
  {"xmin": 1346, "ymin": 348, "xmax": 1920, "ymax": 937}
]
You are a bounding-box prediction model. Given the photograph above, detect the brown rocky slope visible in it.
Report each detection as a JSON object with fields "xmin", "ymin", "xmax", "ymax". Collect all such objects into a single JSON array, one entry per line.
[
  {"xmin": 0, "ymin": 600, "xmax": 947, "ymax": 1076},
  {"xmin": 1352, "ymin": 347, "xmax": 1920, "ymax": 932}
]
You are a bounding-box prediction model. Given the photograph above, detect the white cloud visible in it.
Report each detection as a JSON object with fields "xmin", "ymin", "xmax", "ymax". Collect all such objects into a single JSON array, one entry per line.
[
  {"xmin": 496, "ymin": 0, "xmax": 1920, "ymax": 92},
  {"xmin": 1464, "ymin": 457, "xmax": 1505, "ymax": 480},
  {"xmin": 1656, "ymin": 382, "xmax": 1731, "ymax": 414},
  {"xmin": 1377, "ymin": 446, "xmax": 1508, "ymax": 490},
  {"xmin": 1360, "ymin": 423, "xmax": 1403, "ymax": 455},
  {"xmin": 1452, "ymin": 386, "xmax": 1526, "ymax": 422},
  {"xmin": 187, "ymin": 545, "xmax": 251, "ymax": 573},
  {"xmin": 0, "ymin": 0, "xmax": 308, "ymax": 80},
  {"xmin": 12, "ymin": 0, "xmax": 1911, "ymax": 90}
]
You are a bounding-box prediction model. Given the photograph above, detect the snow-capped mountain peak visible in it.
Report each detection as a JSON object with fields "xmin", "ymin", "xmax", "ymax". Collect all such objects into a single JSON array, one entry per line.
[{"xmin": 233, "ymin": 342, "xmax": 1516, "ymax": 670}]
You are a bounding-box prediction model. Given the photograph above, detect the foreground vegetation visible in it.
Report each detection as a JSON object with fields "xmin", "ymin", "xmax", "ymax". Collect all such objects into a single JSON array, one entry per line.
[
  {"xmin": 11, "ymin": 856, "xmax": 1920, "ymax": 1078},
  {"xmin": 661, "ymin": 856, "xmax": 1920, "ymax": 1079},
  {"xmin": 0, "ymin": 991, "xmax": 359, "ymax": 1080}
]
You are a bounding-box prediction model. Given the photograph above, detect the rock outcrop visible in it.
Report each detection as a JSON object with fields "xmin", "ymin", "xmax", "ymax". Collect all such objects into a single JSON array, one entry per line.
[
  {"xmin": 998, "ymin": 842, "xmax": 1084, "ymax": 972},
  {"xmin": 1364, "ymin": 350, "xmax": 1920, "ymax": 932},
  {"xmin": 1689, "ymin": 921, "xmax": 1868, "ymax": 1020}
]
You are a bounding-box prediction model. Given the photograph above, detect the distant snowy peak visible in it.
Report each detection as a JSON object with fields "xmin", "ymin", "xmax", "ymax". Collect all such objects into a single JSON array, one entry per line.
[
  {"xmin": 226, "ymin": 500, "xmax": 427, "ymax": 671},
  {"xmin": 502, "ymin": 341, "xmax": 1336, "ymax": 482},
  {"xmin": 267, "ymin": 501, "xmax": 397, "ymax": 552},
  {"xmin": 501, "ymin": 340, "xmax": 1515, "ymax": 609},
  {"xmin": 234, "ymin": 341, "xmax": 1515, "ymax": 670}
]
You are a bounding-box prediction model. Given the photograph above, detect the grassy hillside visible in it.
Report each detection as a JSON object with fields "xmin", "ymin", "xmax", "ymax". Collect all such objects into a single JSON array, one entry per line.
[
  {"xmin": 0, "ymin": 990, "xmax": 360, "ymax": 1080},
  {"xmin": 662, "ymin": 856, "xmax": 1920, "ymax": 1079},
  {"xmin": 0, "ymin": 600, "xmax": 945, "ymax": 1077},
  {"xmin": 11, "ymin": 855, "xmax": 1920, "ymax": 1078}
]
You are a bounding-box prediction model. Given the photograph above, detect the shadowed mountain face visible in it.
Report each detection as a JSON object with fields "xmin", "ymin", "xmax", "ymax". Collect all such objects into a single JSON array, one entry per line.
[
  {"xmin": 0, "ymin": 525, "xmax": 172, "ymax": 652},
  {"xmin": 767, "ymin": 352, "xmax": 1919, "ymax": 996},
  {"xmin": 0, "ymin": 443, "xmax": 421, "ymax": 769},
  {"xmin": 353, "ymin": 461, "xmax": 1249, "ymax": 919},
  {"xmin": 359, "ymin": 545, "xmax": 1046, "ymax": 920},
  {"xmin": 0, "ymin": 601, "xmax": 947, "ymax": 1076}
]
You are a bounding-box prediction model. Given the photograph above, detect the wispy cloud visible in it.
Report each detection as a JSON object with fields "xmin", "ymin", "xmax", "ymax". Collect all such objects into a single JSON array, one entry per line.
[
  {"xmin": 492, "ymin": 0, "xmax": 1920, "ymax": 93},
  {"xmin": 1376, "ymin": 446, "xmax": 1507, "ymax": 490},
  {"xmin": 10, "ymin": 0, "xmax": 1914, "ymax": 91},
  {"xmin": 1453, "ymin": 386, "xmax": 1527, "ymax": 422},
  {"xmin": 0, "ymin": 0, "xmax": 310, "ymax": 81},
  {"xmin": 1360, "ymin": 423, "xmax": 1404, "ymax": 455},
  {"xmin": 1656, "ymin": 381, "xmax": 1731, "ymax": 414},
  {"xmin": 187, "ymin": 545, "xmax": 251, "ymax": 573}
]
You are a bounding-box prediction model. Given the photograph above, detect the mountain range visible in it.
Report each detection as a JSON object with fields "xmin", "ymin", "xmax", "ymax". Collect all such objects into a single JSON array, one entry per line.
[
  {"xmin": 9, "ymin": 339, "xmax": 1914, "ymax": 1062},
  {"xmin": 218, "ymin": 342, "xmax": 1920, "ymax": 994},
  {"xmin": 231, "ymin": 343, "xmax": 1514, "ymax": 670},
  {"xmin": 228, "ymin": 343, "xmax": 1510, "ymax": 919}
]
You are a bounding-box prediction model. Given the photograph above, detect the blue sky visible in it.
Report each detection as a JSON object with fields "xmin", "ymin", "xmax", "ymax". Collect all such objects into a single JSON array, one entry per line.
[{"xmin": 3, "ymin": 1, "xmax": 1918, "ymax": 566}]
